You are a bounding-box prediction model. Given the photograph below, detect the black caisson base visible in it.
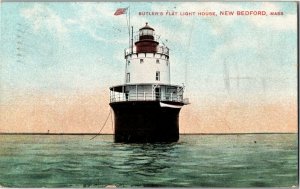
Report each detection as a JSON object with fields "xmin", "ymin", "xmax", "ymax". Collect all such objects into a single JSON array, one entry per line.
[{"xmin": 109, "ymin": 101, "xmax": 183, "ymax": 143}]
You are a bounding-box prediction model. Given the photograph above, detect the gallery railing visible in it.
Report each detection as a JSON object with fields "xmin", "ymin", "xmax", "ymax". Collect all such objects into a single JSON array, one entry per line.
[
  {"xmin": 110, "ymin": 92, "xmax": 183, "ymax": 103},
  {"xmin": 124, "ymin": 45, "xmax": 169, "ymax": 57}
]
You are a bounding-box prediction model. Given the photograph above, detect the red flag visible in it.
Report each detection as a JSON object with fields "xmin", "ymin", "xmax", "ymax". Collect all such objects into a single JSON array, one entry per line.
[{"xmin": 114, "ymin": 8, "xmax": 128, "ymax": 16}]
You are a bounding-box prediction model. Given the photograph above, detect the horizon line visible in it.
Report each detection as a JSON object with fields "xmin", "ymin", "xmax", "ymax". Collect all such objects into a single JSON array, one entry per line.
[{"xmin": 0, "ymin": 132, "xmax": 297, "ymax": 135}]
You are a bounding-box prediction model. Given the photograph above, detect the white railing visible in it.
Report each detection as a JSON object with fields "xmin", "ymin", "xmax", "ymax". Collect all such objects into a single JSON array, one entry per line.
[
  {"xmin": 124, "ymin": 45, "xmax": 169, "ymax": 57},
  {"xmin": 110, "ymin": 92, "xmax": 183, "ymax": 103}
]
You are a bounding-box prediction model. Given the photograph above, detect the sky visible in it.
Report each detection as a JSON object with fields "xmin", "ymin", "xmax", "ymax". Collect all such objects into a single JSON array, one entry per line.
[{"xmin": 0, "ymin": 2, "xmax": 298, "ymax": 133}]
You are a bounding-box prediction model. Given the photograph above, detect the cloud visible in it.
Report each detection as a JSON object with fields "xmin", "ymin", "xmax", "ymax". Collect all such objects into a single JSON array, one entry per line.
[
  {"xmin": 21, "ymin": 4, "xmax": 68, "ymax": 40},
  {"xmin": 21, "ymin": 3, "xmax": 130, "ymax": 43},
  {"xmin": 151, "ymin": 2, "xmax": 297, "ymax": 34},
  {"xmin": 20, "ymin": 2, "xmax": 297, "ymax": 45},
  {"xmin": 243, "ymin": 2, "xmax": 296, "ymax": 31},
  {"xmin": 15, "ymin": 2, "xmax": 296, "ymax": 96},
  {"xmin": 150, "ymin": 2, "xmax": 243, "ymax": 34},
  {"xmin": 248, "ymin": 14, "xmax": 297, "ymax": 31},
  {"xmin": 67, "ymin": 3, "xmax": 130, "ymax": 43},
  {"xmin": 211, "ymin": 36, "xmax": 257, "ymax": 62}
]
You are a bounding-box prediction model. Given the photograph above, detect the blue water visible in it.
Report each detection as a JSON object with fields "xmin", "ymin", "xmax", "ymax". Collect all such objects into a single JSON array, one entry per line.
[{"xmin": 0, "ymin": 134, "xmax": 298, "ymax": 187}]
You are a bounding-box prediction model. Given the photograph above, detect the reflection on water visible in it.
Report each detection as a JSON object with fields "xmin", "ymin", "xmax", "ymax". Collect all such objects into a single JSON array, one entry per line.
[
  {"xmin": 126, "ymin": 144, "xmax": 180, "ymax": 177},
  {"xmin": 111, "ymin": 143, "xmax": 178, "ymax": 175},
  {"xmin": 0, "ymin": 134, "xmax": 298, "ymax": 187},
  {"xmin": 107, "ymin": 143, "xmax": 182, "ymax": 187}
]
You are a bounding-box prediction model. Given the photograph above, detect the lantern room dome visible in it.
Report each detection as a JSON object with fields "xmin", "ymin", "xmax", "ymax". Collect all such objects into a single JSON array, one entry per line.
[{"xmin": 139, "ymin": 22, "xmax": 154, "ymax": 31}]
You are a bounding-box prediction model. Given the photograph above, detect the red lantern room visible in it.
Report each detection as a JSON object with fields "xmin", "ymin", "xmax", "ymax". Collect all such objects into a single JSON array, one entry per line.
[{"xmin": 135, "ymin": 22, "xmax": 159, "ymax": 53}]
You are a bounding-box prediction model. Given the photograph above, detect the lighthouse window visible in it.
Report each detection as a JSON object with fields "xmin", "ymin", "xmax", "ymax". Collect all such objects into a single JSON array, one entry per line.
[
  {"xmin": 140, "ymin": 59, "xmax": 144, "ymax": 64},
  {"xmin": 156, "ymin": 71, "xmax": 160, "ymax": 81},
  {"xmin": 156, "ymin": 59, "xmax": 160, "ymax": 64},
  {"xmin": 127, "ymin": 60, "xmax": 130, "ymax": 66},
  {"xmin": 166, "ymin": 60, "xmax": 169, "ymax": 66},
  {"xmin": 126, "ymin": 73, "xmax": 130, "ymax": 83}
]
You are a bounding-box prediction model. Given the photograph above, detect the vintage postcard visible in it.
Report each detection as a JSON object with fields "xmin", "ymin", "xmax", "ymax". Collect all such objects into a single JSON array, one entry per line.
[{"xmin": 0, "ymin": 1, "xmax": 298, "ymax": 188}]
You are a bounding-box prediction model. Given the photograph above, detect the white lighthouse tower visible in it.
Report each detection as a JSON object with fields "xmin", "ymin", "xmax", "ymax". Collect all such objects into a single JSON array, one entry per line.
[
  {"xmin": 109, "ymin": 23, "xmax": 187, "ymax": 143},
  {"xmin": 125, "ymin": 23, "xmax": 170, "ymax": 85}
]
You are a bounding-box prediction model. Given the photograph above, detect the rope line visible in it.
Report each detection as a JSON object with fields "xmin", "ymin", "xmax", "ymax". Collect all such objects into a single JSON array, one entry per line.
[
  {"xmin": 110, "ymin": 109, "xmax": 114, "ymax": 132},
  {"xmin": 90, "ymin": 109, "xmax": 112, "ymax": 140}
]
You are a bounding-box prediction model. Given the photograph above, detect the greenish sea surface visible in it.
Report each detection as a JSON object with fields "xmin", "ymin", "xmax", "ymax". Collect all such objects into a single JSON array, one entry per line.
[{"xmin": 0, "ymin": 134, "xmax": 298, "ymax": 187}]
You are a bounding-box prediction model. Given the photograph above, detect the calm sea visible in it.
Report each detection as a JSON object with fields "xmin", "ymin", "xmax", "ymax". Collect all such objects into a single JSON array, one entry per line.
[{"xmin": 0, "ymin": 134, "xmax": 298, "ymax": 187}]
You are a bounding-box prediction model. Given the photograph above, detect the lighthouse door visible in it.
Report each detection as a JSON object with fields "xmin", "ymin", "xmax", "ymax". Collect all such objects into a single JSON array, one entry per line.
[{"xmin": 155, "ymin": 88, "xmax": 160, "ymax": 101}]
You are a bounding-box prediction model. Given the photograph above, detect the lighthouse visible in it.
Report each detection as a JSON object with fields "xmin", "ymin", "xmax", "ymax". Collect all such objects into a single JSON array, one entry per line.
[{"xmin": 109, "ymin": 23, "xmax": 188, "ymax": 143}]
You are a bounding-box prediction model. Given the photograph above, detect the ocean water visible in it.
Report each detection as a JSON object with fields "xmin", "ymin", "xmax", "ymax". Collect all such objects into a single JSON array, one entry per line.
[{"xmin": 0, "ymin": 134, "xmax": 298, "ymax": 187}]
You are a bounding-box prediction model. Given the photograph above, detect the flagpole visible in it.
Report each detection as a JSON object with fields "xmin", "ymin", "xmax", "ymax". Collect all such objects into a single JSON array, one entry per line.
[
  {"xmin": 114, "ymin": 7, "xmax": 132, "ymax": 55},
  {"xmin": 127, "ymin": 6, "xmax": 131, "ymax": 50},
  {"xmin": 131, "ymin": 26, "xmax": 133, "ymax": 54}
]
